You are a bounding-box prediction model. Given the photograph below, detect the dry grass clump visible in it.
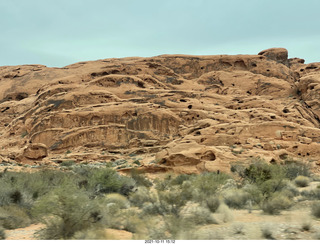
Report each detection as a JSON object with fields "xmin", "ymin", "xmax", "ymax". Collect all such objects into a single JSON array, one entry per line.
[
  {"xmin": 0, "ymin": 205, "xmax": 31, "ymax": 229},
  {"xmin": 311, "ymin": 201, "xmax": 320, "ymax": 218},
  {"xmin": 262, "ymin": 194, "xmax": 292, "ymax": 215},
  {"xmin": 294, "ymin": 176, "xmax": 310, "ymax": 187},
  {"xmin": 223, "ymin": 189, "xmax": 251, "ymax": 209}
]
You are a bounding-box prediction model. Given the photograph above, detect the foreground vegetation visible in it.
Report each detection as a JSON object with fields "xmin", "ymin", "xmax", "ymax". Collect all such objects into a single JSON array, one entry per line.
[{"xmin": 0, "ymin": 157, "xmax": 320, "ymax": 240}]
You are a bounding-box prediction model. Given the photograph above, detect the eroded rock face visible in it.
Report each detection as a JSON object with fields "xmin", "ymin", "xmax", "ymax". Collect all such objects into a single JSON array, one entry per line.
[
  {"xmin": 0, "ymin": 48, "xmax": 320, "ymax": 174},
  {"xmin": 23, "ymin": 143, "xmax": 48, "ymax": 160}
]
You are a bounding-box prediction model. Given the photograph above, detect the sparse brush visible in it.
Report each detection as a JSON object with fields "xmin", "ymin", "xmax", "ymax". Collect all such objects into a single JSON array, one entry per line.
[
  {"xmin": 301, "ymin": 188, "xmax": 320, "ymax": 200},
  {"xmin": 216, "ymin": 203, "xmax": 233, "ymax": 223},
  {"xmin": 179, "ymin": 202, "xmax": 217, "ymax": 226},
  {"xmin": 283, "ymin": 160, "xmax": 310, "ymax": 180},
  {"xmin": 311, "ymin": 201, "xmax": 320, "ymax": 218},
  {"xmin": 0, "ymin": 205, "xmax": 31, "ymax": 230},
  {"xmin": 32, "ymin": 185, "xmax": 100, "ymax": 240},
  {"xmin": 73, "ymin": 228, "xmax": 110, "ymax": 240},
  {"xmin": 301, "ymin": 220, "xmax": 312, "ymax": 231},
  {"xmin": 104, "ymin": 193, "xmax": 130, "ymax": 209},
  {"xmin": 129, "ymin": 187, "xmax": 156, "ymax": 208},
  {"xmin": 205, "ymin": 196, "xmax": 220, "ymax": 213},
  {"xmin": 178, "ymin": 228, "xmax": 224, "ymax": 240},
  {"xmin": 295, "ymin": 176, "xmax": 310, "ymax": 187},
  {"xmin": 233, "ymin": 223, "xmax": 245, "ymax": 235},
  {"xmin": 87, "ymin": 168, "xmax": 136, "ymax": 196},
  {"xmin": 262, "ymin": 194, "xmax": 292, "ymax": 215},
  {"xmin": 121, "ymin": 209, "xmax": 146, "ymax": 234},
  {"xmin": 314, "ymin": 231, "xmax": 320, "ymax": 240},
  {"xmin": 261, "ymin": 224, "xmax": 275, "ymax": 240},
  {"xmin": 130, "ymin": 169, "xmax": 152, "ymax": 187},
  {"xmin": 223, "ymin": 189, "xmax": 251, "ymax": 209},
  {"xmin": 0, "ymin": 226, "xmax": 5, "ymax": 240}
]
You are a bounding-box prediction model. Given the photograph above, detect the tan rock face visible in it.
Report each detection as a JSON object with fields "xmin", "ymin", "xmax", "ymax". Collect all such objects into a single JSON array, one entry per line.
[
  {"xmin": 23, "ymin": 143, "xmax": 48, "ymax": 160},
  {"xmin": 0, "ymin": 48, "xmax": 320, "ymax": 174}
]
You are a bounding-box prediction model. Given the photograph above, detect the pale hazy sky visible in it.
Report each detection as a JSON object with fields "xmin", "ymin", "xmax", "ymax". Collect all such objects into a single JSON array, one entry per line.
[{"xmin": 1, "ymin": 0, "xmax": 319, "ymax": 67}]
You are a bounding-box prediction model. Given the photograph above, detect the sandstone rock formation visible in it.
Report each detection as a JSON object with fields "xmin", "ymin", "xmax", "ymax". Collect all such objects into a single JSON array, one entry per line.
[{"xmin": 0, "ymin": 48, "xmax": 320, "ymax": 174}]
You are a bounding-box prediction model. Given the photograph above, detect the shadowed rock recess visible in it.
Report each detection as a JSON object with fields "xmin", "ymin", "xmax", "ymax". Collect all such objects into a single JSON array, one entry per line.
[{"xmin": 1, "ymin": 48, "xmax": 320, "ymax": 174}]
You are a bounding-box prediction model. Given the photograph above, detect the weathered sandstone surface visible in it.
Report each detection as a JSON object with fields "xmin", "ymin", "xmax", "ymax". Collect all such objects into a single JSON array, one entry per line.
[{"xmin": 1, "ymin": 48, "xmax": 320, "ymax": 174}]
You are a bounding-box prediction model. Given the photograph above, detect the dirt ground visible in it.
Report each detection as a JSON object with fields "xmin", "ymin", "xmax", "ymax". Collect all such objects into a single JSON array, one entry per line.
[{"xmin": 5, "ymin": 204, "xmax": 320, "ymax": 240}]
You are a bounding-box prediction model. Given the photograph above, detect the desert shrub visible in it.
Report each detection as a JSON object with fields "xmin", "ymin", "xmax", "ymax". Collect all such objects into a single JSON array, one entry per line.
[
  {"xmin": 314, "ymin": 231, "xmax": 320, "ymax": 240},
  {"xmin": 178, "ymin": 228, "xmax": 224, "ymax": 240},
  {"xmin": 301, "ymin": 188, "xmax": 320, "ymax": 200},
  {"xmin": 129, "ymin": 187, "xmax": 156, "ymax": 208},
  {"xmin": 121, "ymin": 209, "xmax": 146, "ymax": 234},
  {"xmin": 230, "ymin": 162, "xmax": 246, "ymax": 178},
  {"xmin": 179, "ymin": 202, "xmax": 217, "ymax": 226},
  {"xmin": 301, "ymin": 220, "xmax": 312, "ymax": 231},
  {"xmin": 283, "ymin": 159, "xmax": 310, "ymax": 180},
  {"xmin": 260, "ymin": 178, "xmax": 288, "ymax": 198},
  {"xmin": 242, "ymin": 184, "xmax": 264, "ymax": 205},
  {"xmin": 244, "ymin": 160, "xmax": 285, "ymax": 184},
  {"xmin": 311, "ymin": 201, "xmax": 320, "ymax": 218},
  {"xmin": 223, "ymin": 189, "xmax": 251, "ymax": 209},
  {"xmin": 170, "ymin": 174, "xmax": 193, "ymax": 186},
  {"xmin": 130, "ymin": 169, "xmax": 152, "ymax": 187},
  {"xmin": 87, "ymin": 168, "xmax": 136, "ymax": 196},
  {"xmin": 60, "ymin": 160, "xmax": 75, "ymax": 167},
  {"xmin": 216, "ymin": 203, "xmax": 233, "ymax": 223},
  {"xmin": 0, "ymin": 170, "xmax": 75, "ymax": 209},
  {"xmin": 281, "ymin": 182, "xmax": 300, "ymax": 197},
  {"xmin": 104, "ymin": 193, "xmax": 130, "ymax": 209},
  {"xmin": 73, "ymin": 228, "xmax": 109, "ymax": 240},
  {"xmin": 0, "ymin": 226, "xmax": 5, "ymax": 240},
  {"xmin": 294, "ymin": 176, "xmax": 310, "ymax": 187},
  {"xmin": 262, "ymin": 194, "xmax": 293, "ymax": 215},
  {"xmin": 157, "ymin": 187, "xmax": 188, "ymax": 216},
  {"xmin": 33, "ymin": 184, "xmax": 100, "ymax": 240},
  {"xmin": 205, "ymin": 195, "xmax": 220, "ymax": 213},
  {"xmin": 233, "ymin": 223, "xmax": 245, "ymax": 235},
  {"xmin": 0, "ymin": 205, "xmax": 31, "ymax": 229},
  {"xmin": 98, "ymin": 200, "xmax": 123, "ymax": 229},
  {"xmin": 191, "ymin": 172, "xmax": 230, "ymax": 199},
  {"xmin": 261, "ymin": 224, "xmax": 275, "ymax": 239}
]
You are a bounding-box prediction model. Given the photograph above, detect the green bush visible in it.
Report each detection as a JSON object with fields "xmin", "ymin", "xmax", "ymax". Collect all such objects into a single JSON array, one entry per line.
[
  {"xmin": 258, "ymin": 178, "xmax": 287, "ymax": 199},
  {"xmin": 262, "ymin": 194, "xmax": 293, "ymax": 215},
  {"xmin": 311, "ymin": 202, "xmax": 320, "ymax": 218},
  {"xmin": 0, "ymin": 170, "xmax": 75, "ymax": 209},
  {"xmin": 130, "ymin": 169, "xmax": 152, "ymax": 187},
  {"xmin": 191, "ymin": 172, "xmax": 230, "ymax": 199},
  {"xmin": 205, "ymin": 195, "xmax": 220, "ymax": 213},
  {"xmin": 0, "ymin": 205, "xmax": 31, "ymax": 229},
  {"xmin": 87, "ymin": 168, "xmax": 136, "ymax": 196},
  {"xmin": 60, "ymin": 160, "xmax": 75, "ymax": 167},
  {"xmin": 179, "ymin": 202, "xmax": 217, "ymax": 226},
  {"xmin": 104, "ymin": 193, "xmax": 130, "ymax": 209},
  {"xmin": 301, "ymin": 188, "xmax": 320, "ymax": 200},
  {"xmin": 129, "ymin": 187, "xmax": 156, "ymax": 208},
  {"xmin": 283, "ymin": 159, "xmax": 310, "ymax": 180},
  {"xmin": 121, "ymin": 209, "xmax": 146, "ymax": 234},
  {"xmin": 223, "ymin": 189, "xmax": 251, "ymax": 209},
  {"xmin": 33, "ymin": 184, "xmax": 100, "ymax": 240},
  {"xmin": 294, "ymin": 176, "xmax": 310, "ymax": 187},
  {"xmin": 0, "ymin": 226, "xmax": 5, "ymax": 240},
  {"xmin": 242, "ymin": 184, "xmax": 264, "ymax": 205},
  {"xmin": 244, "ymin": 160, "xmax": 284, "ymax": 184}
]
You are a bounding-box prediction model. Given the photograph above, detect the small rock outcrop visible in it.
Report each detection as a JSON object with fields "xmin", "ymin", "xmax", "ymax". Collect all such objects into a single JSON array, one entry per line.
[{"xmin": 258, "ymin": 47, "xmax": 288, "ymax": 65}]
